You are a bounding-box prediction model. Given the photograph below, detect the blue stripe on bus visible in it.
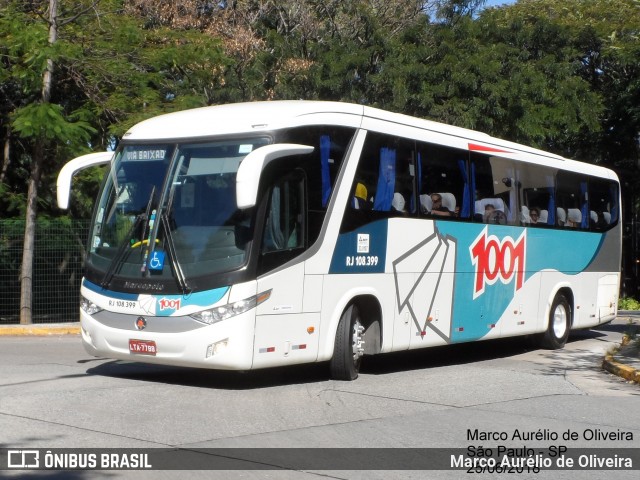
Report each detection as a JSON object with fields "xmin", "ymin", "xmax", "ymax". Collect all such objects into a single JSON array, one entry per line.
[
  {"xmin": 82, "ymin": 279, "xmax": 229, "ymax": 316},
  {"xmin": 83, "ymin": 279, "xmax": 138, "ymax": 300}
]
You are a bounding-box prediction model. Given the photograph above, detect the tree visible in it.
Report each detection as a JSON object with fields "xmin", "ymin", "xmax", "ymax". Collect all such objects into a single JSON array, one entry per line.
[
  {"xmin": 1, "ymin": 0, "xmax": 96, "ymax": 324},
  {"xmin": 382, "ymin": 6, "xmax": 602, "ymax": 153},
  {"xmin": 0, "ymin": 0, "xmax": 228, "ymax": 323},
  {"xmin": 486, "ymin": 0, "xmax": 640, "ymax": 168},
  {"xmin": 122, "ymin": 0, "xmax": 442, "ymax": 102}
]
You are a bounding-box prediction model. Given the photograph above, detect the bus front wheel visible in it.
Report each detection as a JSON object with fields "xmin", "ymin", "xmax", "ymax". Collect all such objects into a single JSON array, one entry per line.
[
  {"xmin": 541, "ymin": 294, "xmax": 571, "ymax": 349},
  {"xmin": 330, "ymin": 304, "xmax": 365, "ymax": 381}
]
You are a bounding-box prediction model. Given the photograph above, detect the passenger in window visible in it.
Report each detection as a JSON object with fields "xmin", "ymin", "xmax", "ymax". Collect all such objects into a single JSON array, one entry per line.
[
  {"xmin": 483, "ymin": 203, "xmax": 495, "ymax": 222},
  {"xmin": 429, "ymin": 193, "xmax": 453, "ymax": 217},
  {"xmin": 529, "ymin": 207, "xmax": 540, "ymax": 224},
  {"xmin": 483, "ymin": 203, "xmax": 507, "ymax": 224}
]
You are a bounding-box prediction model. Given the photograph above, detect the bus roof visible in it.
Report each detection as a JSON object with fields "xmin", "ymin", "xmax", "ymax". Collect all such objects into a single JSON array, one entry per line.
[
  {"xmin": 123, "ymin": 101, "xmax": 364, "ymax": 140},
  {"xmin": 122, "ymin": 100, "xmax": 616, "ymax": 180}
]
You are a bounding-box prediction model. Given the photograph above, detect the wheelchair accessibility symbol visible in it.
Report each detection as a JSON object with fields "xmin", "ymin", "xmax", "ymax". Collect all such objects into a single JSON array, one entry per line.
[{"xmin": 149, "ymin": 251, "xmax": 165, "ymax": 271}]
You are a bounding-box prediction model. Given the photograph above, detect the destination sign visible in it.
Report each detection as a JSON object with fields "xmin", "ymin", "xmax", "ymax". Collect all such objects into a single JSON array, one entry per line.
[{"xmin": 123, "ymin": 147, "xmax": 168, "ymax": 161}]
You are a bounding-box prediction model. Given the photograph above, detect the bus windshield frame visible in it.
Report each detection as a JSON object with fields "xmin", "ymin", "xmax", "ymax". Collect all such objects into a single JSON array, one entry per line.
[{"xmin": 85, "ymin": 137, "xmax": 270, "ymax": 294}]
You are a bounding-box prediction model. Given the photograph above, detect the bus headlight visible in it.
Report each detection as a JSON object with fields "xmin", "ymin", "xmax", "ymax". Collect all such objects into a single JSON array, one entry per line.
[
  {"xmin": 190, "ymin": 290, "xmax": 271, "ymax": 325},
  {"xmin": 80, "ymin": 295, "xmax": 103, "ymax": 315}
]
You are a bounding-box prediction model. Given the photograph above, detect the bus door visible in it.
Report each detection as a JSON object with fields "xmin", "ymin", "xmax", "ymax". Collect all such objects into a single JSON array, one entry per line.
[{"xmin": 253, "ymin": 169, "xmax": 320, "ymax": 368}]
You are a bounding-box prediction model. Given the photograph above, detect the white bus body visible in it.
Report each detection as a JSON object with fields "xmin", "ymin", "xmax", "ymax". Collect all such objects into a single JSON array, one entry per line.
[{"xmin": 58, "ymin": 101, "xmax": 621, "ymax": 380}]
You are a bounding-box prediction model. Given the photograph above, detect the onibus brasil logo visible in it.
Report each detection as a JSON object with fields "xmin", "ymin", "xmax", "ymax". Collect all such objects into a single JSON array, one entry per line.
[{"xmin": 470, "ymin": 227, "xmax": 526, "ymax": 300}]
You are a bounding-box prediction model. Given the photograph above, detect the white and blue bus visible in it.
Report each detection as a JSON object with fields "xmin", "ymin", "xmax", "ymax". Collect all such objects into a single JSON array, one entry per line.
[{"xmin": 57, "ymin": 101, "xmax": 621, "ymax": 380}]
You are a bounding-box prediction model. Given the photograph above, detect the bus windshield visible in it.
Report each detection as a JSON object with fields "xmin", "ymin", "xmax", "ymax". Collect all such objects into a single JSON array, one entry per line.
[{"xmin": 87, "ymin": 138, "xmax": 269, "ymax": 291}]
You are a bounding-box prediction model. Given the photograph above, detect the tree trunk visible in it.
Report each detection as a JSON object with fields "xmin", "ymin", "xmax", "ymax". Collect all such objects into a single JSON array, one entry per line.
[
  {"xmin": 19, "ymin": 143, "xmax": 44, "ymax": 324},
  {"xmin": 1, "ymin": 129, "xmax": 9, "ymax": 184},
  {"xmin": 41, "ymin": 0, "xmax": 58, "ymax": 104},
  {"xmin": 19, "ymin": 0, "xmax": 58, "ymax": 324}
]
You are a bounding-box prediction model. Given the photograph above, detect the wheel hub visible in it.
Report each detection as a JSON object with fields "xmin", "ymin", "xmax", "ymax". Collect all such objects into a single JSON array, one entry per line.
[
  {"xmin": 352, "ymin": 320, "xmax": 365, "ymax": 361},
  {"xmin": 553, "ymin": 304, "xmax": 567, "ymax": 338}
]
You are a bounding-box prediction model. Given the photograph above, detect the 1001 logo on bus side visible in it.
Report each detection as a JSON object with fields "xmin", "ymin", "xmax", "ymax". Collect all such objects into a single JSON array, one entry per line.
[{"xmin": 470, "ymin": 227, "xmax": 526, "ymax": 299}]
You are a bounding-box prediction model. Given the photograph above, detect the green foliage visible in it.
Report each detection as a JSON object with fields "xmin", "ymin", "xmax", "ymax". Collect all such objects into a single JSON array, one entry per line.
[
  {"xmin": 492, "ymin": 0, "xmax": 640, "ymax": 166},
  {"xmin": 0, "ymin": 217, "xmax": 91, "ymax": 321},
  {"xmin": 0, "ymin": 3, "xmax": 49, "ymax": 92},
  {"xmin": 403, "ymin": 12, "xmax": 603, "ymax": 152},
  {"xmin": 619, "ymin": 297, "xmax": 640, "ymax": 311},
  {"xmin": 0, "ymin": 219, "xmax": 25, "ymax": 279},
  {"xmin": 68, "ymin": 165, "xmax": 107, "ymax": 218},
  {"xmin": 0, "ymin": 0, "xmax": 638, "ymax": 223},
  {"xmin": 0, "ymin": 0, "xmax": 638, "ymax": 320},
  {"xmin": 0, "ymin": 183, "xmax": 26, "ymax": 216},
  {"xmin": 11, "ymin": 103, "xmax": 95, "ymax": 144}
]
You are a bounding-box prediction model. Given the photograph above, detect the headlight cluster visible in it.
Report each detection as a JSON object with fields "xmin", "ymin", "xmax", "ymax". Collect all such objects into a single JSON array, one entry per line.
[
  {"xmin": 80, "ymin": 295, "xmax": 103, "ymax": 315},
  {"xmin": 190, "ymin": 290, "xmax": 271, "ymax": 325}
]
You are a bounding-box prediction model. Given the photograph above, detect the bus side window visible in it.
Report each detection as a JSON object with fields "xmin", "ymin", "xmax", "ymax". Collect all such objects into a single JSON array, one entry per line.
[
  {"xmin": 276, "ymin": 126, "xmax": 356, "ymax": 244},
  {"xmin": 340, "ymin": 133, "xmax": 415, "ymax": 232},
  {"xmin": 517, "ymin": 161, "xmax": 557, "ymax": 227},
  {"xmin": 417, "ymin": 142, "xmax": 467, "ymax": 219},
  {"xmin": 471, "ymin": 153, "xmax": 518, "ymax": 225},
  {"xmin": 259, "ymin": 170, "xmax": 306, "ymax": 274},
  {"xmin": 589, "ymin": 178, "xmax": 619, "ymax": 231},
  {"xmin": 557, "ymin": 171, "xmax": 588, "ymax": 229},
  {"xmin": 262, "ymin": 177, "xmax": 304, "ymax": 252}
]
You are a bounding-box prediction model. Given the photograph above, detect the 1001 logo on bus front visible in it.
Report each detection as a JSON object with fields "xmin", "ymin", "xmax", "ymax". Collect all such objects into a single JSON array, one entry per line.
[
  {"xmin": 469, "ymin": 227, "xmax": 526, "ymax": 299},
  {"xmin": 158, "ymin": 298, "xmax": 181, "ymax": 311}
]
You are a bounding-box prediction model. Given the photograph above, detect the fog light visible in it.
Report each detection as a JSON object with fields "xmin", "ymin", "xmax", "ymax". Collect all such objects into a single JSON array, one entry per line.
[
  {"xmin": 81, "ymin": 327, "xmax": 94, "ymax": 347},
  {"xmin": 206, "ymin": 339, "xmax": 229, "ymax": 358}
]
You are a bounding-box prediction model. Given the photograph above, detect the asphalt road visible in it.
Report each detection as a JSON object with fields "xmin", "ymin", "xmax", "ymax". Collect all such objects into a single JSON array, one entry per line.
[{"xmin": 1, "ymin": 317, "xmax": 638, "ymax": 479}]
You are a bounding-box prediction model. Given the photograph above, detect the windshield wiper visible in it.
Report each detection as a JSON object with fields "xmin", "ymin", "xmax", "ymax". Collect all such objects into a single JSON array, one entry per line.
[
  {"xmin": 160, "ymin": 212, "xmax": 190, "ymax": 295},
  {"xmin": 100, "ymin": 214, "xmax": 143, "ymax": 288},
  {"xmin": 139, "ymin": 186, "xmax": 158, "ymax": 273},
  {"xmin": 101, "ymin": 185, "xmax": 157, "ymax": 288}
]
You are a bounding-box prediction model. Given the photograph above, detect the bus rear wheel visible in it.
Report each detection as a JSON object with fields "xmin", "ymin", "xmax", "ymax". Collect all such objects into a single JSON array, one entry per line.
[
  {"xmin": 541, "ymin": 294, "xmax": 571, "ymax": 349},
  {"xmin": 330, "ymin": 304, "xmax": 365, "ymax": 381}
]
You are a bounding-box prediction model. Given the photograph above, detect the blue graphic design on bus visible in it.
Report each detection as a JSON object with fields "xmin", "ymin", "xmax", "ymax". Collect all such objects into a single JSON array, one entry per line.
[
  {"xmin": 329, "ymin": 221, "xmax": 387, "ymax": 273},
  {"xmin": 435, "ymin": 222, "xmax": 606, "ymax": 342}
]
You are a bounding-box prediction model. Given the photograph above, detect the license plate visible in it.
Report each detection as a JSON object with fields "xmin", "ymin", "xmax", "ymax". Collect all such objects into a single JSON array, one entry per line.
[{"xmin": 129, "ymin": 339, "xmax": 157, "ymax": 356}]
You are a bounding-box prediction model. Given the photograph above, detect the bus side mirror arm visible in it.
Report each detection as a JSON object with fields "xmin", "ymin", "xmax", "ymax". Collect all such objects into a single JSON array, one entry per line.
[
  {"xmin": 236, "ymin": 144, "xmax": 314, "ymax": 209},
  {"xmin": 56, "ymin": 152, "xmax": 113, "ymax": 210}
]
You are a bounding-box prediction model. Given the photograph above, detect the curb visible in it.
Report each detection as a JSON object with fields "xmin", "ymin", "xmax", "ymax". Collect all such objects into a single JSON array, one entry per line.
[
  {"xmin": 0, "ymin": 323, "xmax": 81, "ymax": 336},
  {"xmin": 602, "ymin": 354, "xmax": 640, "ymax": 384}
]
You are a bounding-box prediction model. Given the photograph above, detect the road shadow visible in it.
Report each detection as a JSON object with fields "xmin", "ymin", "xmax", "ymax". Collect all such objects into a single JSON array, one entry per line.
[
  {"xmin": 592, "ymin": 320, "xmax": 636, "ymax": 334},
  {"xmin": 85, "ymin": 359, "xmax": 331, "ymax": 390},
  {"xmin": 84, "ymin": 329, "xmax": 610, "ymax": 390},
  {"xmin": 361, "ymin": 329, "xmax": 608, "ymax": 376}
]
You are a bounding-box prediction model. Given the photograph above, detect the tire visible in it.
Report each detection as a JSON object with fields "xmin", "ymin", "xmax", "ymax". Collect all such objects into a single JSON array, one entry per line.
[
  {"xmin": 329, "ymin": 304, "xmax": 365, "ymax": 381},
  {"xmin": 541, "ymin": 294, "xmax": 571, "ymax": 349}
]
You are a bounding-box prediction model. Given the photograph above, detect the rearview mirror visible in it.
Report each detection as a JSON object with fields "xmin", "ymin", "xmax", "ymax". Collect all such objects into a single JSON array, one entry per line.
[
  {"xmin": 57, "ymin": 152, "xmax": 113, "ymax": 209},
  {"xmin": 235, "ymin": 144, "xmax": 313, "ymax": 209}
]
